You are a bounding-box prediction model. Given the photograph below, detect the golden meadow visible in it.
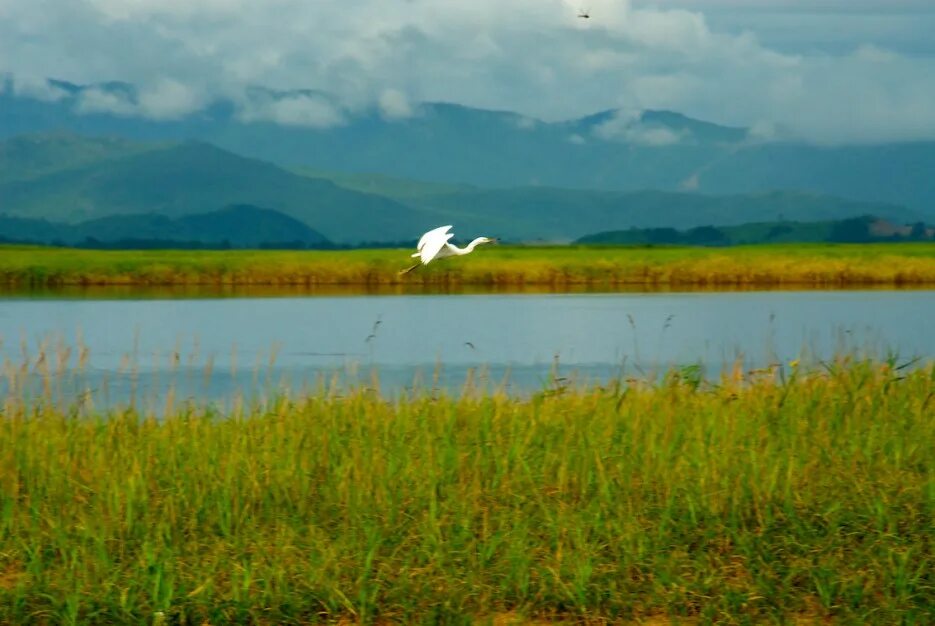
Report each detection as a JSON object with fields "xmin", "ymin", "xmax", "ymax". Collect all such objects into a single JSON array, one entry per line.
[
  {"xmin": 2, "ymin": 242, "xmax": 935, "ymax": 288},
  {"xmin": 0, "ymin": 353, "xmax": 932, "ymax": 624}
]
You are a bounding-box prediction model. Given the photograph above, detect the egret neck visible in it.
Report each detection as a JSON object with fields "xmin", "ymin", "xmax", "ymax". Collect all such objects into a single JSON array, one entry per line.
[{"xmin": 448, "ymin": 237, "xmax": 491, "ymax": 255}]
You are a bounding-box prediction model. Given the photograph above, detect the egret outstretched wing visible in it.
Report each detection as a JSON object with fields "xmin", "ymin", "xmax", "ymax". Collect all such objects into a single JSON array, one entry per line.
[
  {"xmin": 417, "ymin": 225, "xmax": 454, "ymax": 264},
  {"xmin": 418, "ymin": 225, "xmax": 453, "ymax": 251}
]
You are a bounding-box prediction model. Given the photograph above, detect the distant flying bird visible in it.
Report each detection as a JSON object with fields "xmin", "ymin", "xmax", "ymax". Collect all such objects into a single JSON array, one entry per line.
[
  {"xmin": 399, "ymin": 225, "xmax": 497, "ymax": 275},
  {"xmin": 578, "ymin": 10, "xmax": 590, "ymax": 18}
]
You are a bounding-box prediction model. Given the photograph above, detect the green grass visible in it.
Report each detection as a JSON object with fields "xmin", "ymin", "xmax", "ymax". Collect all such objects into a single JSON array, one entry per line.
[
  {"xmin": 2, "ymin": 242, "xmax": 935, "ymax": 288},
  {"xmin": 0, "ymin": 358, "xmax": 932, "ymax": 623}
]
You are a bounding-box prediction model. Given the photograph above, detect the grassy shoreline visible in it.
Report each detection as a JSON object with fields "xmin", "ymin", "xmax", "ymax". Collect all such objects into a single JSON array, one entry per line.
[
  {"xmin": 1, "ymin": 359, "xmax": 932, "ymax": 623},
  {"xmin": 2, "ymin": 243, "xmax": 935, "ymax": 288}
]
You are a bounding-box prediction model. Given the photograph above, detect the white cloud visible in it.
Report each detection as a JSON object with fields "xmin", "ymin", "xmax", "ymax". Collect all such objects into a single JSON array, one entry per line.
[
  {"xmin": 10, "ymin": 75, "xmax": 72, "ymax": 101},
  {"xmin": 0, "ymin": 0, "xmax": 933, "ymax": 142},
  {"xmin": 679, "ymin": 173, "xmax": 700, "ymax": 191},
  {"xmin": 746, "ymin": 120, "xmax": 780, "ymax": 141},
  {"xmin": 137, "ymin": 78, "xmax": 205, "ymax": 119},
  {"xmin": 576, "ymin": 49, "xmax": 639, "ymax": 73},
  {"xmin": 75, "ymin": 87, "xmax": 137, "ymax": 116},
  {"xmin": 629, "ymin": 126, "xmax": 684, "ymax": 146},
  {"xmin": 592, "ymin": 109, "xmax": 642, "ymax": 138},
  {"xmin": 853, "ymin": 43, "xmax": 899, "ymax": 62},
  {"xmin": 237, "ymin": 92, "xmax": 346, "ymax": 128},
  {"xmin": 593, "ymin": 109, "xmax": 686, "ymax": 146},
  {"xmin": 637, "ymin": 1, "xmax": 933, "ymax": 10},
  {"xmin": 378, "ymin": 88, "xmax": 415, "ymax": 120},
  {"xmin": 71, "ymin": 80, "xmax": 203, "ymax": 119}
]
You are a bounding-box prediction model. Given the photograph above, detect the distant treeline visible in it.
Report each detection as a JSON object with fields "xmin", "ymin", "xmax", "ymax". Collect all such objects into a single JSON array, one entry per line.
[{"xmin": 577, "ymin": 216, "xmax": 934, "ymax": 246}]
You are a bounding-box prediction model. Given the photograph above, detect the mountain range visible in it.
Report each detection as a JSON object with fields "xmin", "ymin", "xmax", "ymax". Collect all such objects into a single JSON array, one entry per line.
[
  {"xmin": 2, "ymin": 80, "xmax": 934, "ymax": 216},
  {"xmin": 0, "ymin": 133, "xmax": 919, "ymax": 244}
]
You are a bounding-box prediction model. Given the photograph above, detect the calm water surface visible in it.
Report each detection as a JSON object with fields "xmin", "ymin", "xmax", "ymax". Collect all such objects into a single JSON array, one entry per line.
[{"xmin": 1, "ymin": 289, "xmax": 932, "ymax": 407}]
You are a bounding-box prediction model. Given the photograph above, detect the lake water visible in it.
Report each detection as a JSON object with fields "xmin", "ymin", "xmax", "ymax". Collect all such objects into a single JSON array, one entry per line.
[{"xmin": 1, "ymin": 289, "xmax": 932, "ymax": 409}]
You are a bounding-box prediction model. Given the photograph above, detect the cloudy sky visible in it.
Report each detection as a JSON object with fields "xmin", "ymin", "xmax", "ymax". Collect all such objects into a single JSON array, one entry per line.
[{"xmin": 1, "ymin": 0, "xmax": 934, "ymax": 143}]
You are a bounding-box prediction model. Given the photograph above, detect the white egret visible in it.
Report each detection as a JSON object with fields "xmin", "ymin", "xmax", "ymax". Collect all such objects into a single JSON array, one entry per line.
[{"xmin": 399, "ymin": 225, "xmax": 497, "ymax": 275}]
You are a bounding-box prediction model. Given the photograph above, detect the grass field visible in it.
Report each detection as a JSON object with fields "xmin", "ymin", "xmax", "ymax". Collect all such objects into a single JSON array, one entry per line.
[
  {"xmin": 1, "ymin": 243, "xmax": 935, "ymax": 288},
  {"xmin": 0, "ymin": 357, "xmax": 932, "ymax": 624}
]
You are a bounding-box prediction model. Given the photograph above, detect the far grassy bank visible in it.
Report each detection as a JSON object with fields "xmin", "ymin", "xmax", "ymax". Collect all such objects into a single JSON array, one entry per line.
[{"xmin": 1, "ymin": 243, "xmax": 935, "ymax": 288}]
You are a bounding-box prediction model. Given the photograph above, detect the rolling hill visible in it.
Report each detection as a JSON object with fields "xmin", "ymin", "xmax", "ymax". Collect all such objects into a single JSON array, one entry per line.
[
  {"xmin": 289, "ymin": 167, "xmax": 476, "ymax": 200},
  {"xmin": 0, "ymin": 205, "xmax": 331, "ymax": 247},
  {"xmin": 0, "ymin": 140, "xmax": 432, "ymax": 242},
  {"xmin": 399, "ymin": 187, "xmax": 916, "ymax": 241},
  {"xmin": 0, "ymin": 132, "xmax": 148, "ymax": 184}
]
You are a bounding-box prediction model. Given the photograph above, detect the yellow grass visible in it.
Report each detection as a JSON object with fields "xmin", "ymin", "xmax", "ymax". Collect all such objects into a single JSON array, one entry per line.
[{"xmin": 1, "ymin": 243, "xmax": 935, "ymax": 288}]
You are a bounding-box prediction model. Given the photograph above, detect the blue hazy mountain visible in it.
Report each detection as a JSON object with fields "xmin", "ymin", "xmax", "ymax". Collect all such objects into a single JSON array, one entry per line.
[
  {"xmin": 0, "ymin": 205, "xmax": 331, "ymax": 247},
  {"xmin": 0, "ymin": 133, "xmax": 918, "ymax": 244},
  {"xmin": 1, "ymin": 80, "xmax": 932, "ymax": 214},
  {"xmin": 0, "ymin": 138, "xmax": 431, "ymax": 242}
]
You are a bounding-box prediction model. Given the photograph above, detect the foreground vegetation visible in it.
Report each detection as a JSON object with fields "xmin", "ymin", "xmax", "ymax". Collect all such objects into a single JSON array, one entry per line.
[
  {"xmin": 0, "ymin": 358, "xmax": 932, "ymax": 623},
  {"xmin": 2, "ymin": 242, "xmax": 935, "ymax": 288}
]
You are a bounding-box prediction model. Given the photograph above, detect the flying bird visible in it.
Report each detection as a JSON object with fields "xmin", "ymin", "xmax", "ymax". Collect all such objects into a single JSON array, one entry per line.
[
  {"xmin": 578, "ymin": 10, "xmax": 590, "ymax": 18},
  {"xmin": 399, "ymin": 225, "xmax": 497, "ymax": 275}
]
